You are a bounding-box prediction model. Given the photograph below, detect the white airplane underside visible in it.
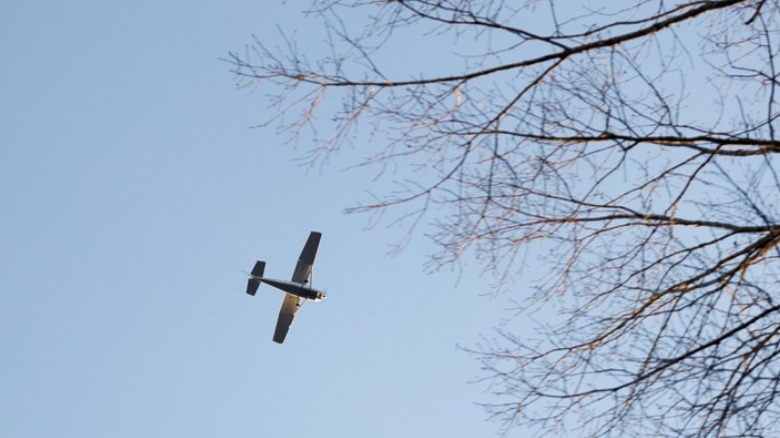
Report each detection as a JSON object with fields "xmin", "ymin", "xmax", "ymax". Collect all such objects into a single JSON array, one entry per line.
[{"xmin": 245, "ymin": 231, "xmax": 325, "ymax": 344}]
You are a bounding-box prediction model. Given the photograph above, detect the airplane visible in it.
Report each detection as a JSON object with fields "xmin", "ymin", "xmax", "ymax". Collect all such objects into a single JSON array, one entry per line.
[{"xmin": 245, "ymin": 231, "xmax": 325, "ymax": 344}]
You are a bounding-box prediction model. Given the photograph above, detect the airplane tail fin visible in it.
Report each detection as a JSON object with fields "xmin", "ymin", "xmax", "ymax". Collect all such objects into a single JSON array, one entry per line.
[{"xmin": 246, "ymin": 261, "xmax": 266, "ymax": 296}]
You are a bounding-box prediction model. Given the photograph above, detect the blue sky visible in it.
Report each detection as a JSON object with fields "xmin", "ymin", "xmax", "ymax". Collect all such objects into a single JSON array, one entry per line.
[{"xmin": 0, "ymin": 2, "xmax": 524, "ymax": 436}]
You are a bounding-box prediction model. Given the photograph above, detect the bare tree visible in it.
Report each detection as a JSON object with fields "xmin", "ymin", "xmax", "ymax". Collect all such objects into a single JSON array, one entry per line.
[{"xmin": 228, "ymin": 1, "xmax": 780, "ymax": 436}]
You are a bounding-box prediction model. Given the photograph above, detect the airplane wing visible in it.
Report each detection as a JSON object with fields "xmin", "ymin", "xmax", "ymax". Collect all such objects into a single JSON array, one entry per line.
[
  {"xmin": 272, "ymin": 231, "xmax": 322, "ymax": 344},
  {"xmin": 291, "ymin": 231, "xmax": 321, "ymax": 284},
  {"xmin": 273, "ymin": 293, "xmax": 302, "ymax": 344}
]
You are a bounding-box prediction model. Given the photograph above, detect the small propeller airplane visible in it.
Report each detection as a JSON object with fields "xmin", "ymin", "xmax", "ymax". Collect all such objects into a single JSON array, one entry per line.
[{"xmin": 245, "ymin": 231, "xmax": 325, "ymax": 344}]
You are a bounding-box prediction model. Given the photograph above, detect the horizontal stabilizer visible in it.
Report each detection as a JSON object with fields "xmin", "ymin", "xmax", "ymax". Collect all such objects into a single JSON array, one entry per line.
[
  {"xmin": 251, "ymin": 261, "xmax": 266, "ymax": 277},
  {"xmin": 246, "ymin": 279, "xmax": 260, "ymax": 296},
  {"xmin": 246, "ymin": 261, "xmax": 266, "ymax": 296}
]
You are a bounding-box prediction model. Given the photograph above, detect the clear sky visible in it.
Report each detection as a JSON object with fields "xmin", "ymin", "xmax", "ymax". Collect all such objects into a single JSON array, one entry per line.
[{"xmin": 0, "ymin": 2, "xmax": 523, "ymax": 436}]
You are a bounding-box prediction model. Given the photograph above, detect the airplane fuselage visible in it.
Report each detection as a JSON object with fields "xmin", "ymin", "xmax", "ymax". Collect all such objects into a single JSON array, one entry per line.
[{"xmin": 255, "ymin": 277, "xmax": 325, "ymax": 301}]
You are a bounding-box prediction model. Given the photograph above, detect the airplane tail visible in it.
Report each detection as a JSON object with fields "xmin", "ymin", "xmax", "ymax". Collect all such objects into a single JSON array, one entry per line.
[{"xmin": 246, "ymin": 261, "xmax": 266, "ymax": 296}]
